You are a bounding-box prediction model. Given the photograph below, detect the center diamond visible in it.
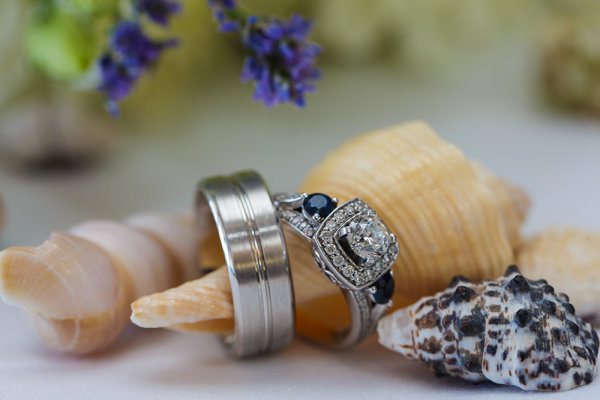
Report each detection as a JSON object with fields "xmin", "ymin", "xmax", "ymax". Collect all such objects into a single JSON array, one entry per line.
[{"xmin": 340, "ymin": 215, "xmax": 390, "ymax": 266}]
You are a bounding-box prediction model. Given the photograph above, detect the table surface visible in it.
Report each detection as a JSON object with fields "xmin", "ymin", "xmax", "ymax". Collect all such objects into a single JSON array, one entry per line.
[{"xmin": 1, "ymin": 40, "xmax": 599, "ymax": 399}]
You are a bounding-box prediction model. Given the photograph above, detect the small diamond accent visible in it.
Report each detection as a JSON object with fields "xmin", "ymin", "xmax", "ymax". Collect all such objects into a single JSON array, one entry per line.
[
  {"xmin": 332, "ymin": 255, "xmax": 344, "ymax": 267},
  {"xmin": 325, "ymin": 244, "xmax": 337, "ymax": 254},
  {"xmin": 326, "ymin": 220, "xmax": 337, "ymax": 230},
  {"xmin": 274, "ymin": 192, "xmax": 303, "ymax": 204},
  {"xmin": 277, "ymin": 201, "xmax": 319, "ymax": 240},
  {"xmin": 341, "ymin": 265, "xmax": 353, "ymax": 276},
  {"xmin": 321, "ymin": 234, "xmax": 333, "ymax": 243}
]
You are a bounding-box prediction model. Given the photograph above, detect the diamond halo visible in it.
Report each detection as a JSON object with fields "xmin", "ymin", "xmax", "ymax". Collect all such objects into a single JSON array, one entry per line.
[{"xmin": 314, "ymin": 199, "xmax": 399, "ymax": 290}]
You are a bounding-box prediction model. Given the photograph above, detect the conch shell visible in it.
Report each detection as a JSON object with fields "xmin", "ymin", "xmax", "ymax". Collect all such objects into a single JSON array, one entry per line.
[
  {"xmin": 517, "ymin": 228, "xmax": 600, "ymax": 324},
  {"xmin": 132, "ymin": 122, "xmax": 531, "ymax": 343},
  {"xmin": 0, "ymin": 212, "xmax": 200, "ymax": 355},
  {"xmin": 377, "ymin": 266, "xmax": 599, "ymax": 391}
]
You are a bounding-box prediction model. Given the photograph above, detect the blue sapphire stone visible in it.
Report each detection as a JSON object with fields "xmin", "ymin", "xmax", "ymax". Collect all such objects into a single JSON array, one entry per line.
[
  {"xmin": 303, "ymin": 193, "xmax": 337, "ymax": 219},
  {"xmin": 373, "ymin": 271, "xmax": 394, "ymax": 304}
]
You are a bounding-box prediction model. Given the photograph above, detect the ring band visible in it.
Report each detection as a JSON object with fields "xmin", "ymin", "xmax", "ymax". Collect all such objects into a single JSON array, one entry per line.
[
  {"xmin": 274, "ymin": 192, "xmax": 398, "ymax": 348},
  {"xmin": 196, "ymin": 171, "xmax": 295, "ymax": 357}
]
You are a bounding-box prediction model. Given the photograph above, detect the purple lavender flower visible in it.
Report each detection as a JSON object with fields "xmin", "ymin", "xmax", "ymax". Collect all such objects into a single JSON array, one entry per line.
[
  {"xmin": 98, "ymin": 55, "xmax": 139, "ymax": 115},
  {"xmin": 97, "ymin": 21, "xmax": 178, "ymax": 115},
  {"xmin": 136, "ymin": 0, "xmax": 181, "ymax": 26},
  {"xmin": 241, "ymin": 14, "xmax": 321, "ymax": 107},
  {"xmin": 207, "ymin": 0, "xmax": 240, "ymax": 32},
  {"xmin": 110, "ymin": 21, "xmax": 178, "ymax": 69},
  {"xmin": 207, "ymin": 2, "xmax": 320, "ymax": 107}
]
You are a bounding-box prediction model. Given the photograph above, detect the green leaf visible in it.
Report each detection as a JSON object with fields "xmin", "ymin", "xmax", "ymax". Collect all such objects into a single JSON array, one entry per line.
[
  {"xmin": 26, "ymin": 10, "xmax": 97, "ymax": 81},
  {"xmin": 56, "ymin": 0, "xmax": 119, "ymax": 17}
]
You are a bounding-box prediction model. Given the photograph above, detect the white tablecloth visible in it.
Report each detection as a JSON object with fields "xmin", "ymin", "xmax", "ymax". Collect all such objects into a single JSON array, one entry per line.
[{"xmin": 1, "ymin": 40, "xmax": 599, "ymax": 399}]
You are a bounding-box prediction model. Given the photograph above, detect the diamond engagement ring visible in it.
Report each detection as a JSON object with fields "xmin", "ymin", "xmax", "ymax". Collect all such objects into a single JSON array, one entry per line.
[{"xmin": 274, "ymin": 192, "xmax": 399, "ymax": 347}]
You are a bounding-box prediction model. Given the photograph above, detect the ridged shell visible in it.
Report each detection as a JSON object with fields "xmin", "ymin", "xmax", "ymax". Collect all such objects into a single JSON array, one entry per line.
[
  {"xmin": 0, "ymin": 212, "xmax": 200, "ymax": 355},
  {"xmin": 131, "ymin": 267, "xmax": 234, "ymax": 333},
  {"xmin": 2, "ymin": 232, "xmax": 129, "ymax": 354},
  {"xmin": 131, "ymin": 122, "xmax": 531, "ymax": 343},
  {"xmin": 377, "ymin": 266, "xmax": 599, "ymax": 391},
  {"xmin": 517, "ymin": 228, "xmax": 600, "ymax": 323},
  {"xmin": 299, "ymin": 122, "xmax": 529, "ymax": 302}
]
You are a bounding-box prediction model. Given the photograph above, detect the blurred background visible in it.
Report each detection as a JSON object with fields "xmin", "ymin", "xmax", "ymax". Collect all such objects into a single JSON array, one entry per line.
[{"xmin": 1, "ymin": 0, "xmax": 600, "ymax": 247}]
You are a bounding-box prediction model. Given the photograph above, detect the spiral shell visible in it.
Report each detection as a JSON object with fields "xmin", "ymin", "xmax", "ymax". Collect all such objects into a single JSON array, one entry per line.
[
  {"xmin": 378, "ymin": 266, "xmax": 599, "ymax": 391},
  {"xmin": 131, "ymin": 122, "xmax": 531, "ymax": 343},
  {"xmin": 0, "ymin": 212, "xmax": 200, "ymax": 355},
  {"xmin": 131, "ymin": 267, "xmax": 233, "ymax": 333},
  {"xmin": 517, "ymin": 228, "xmax": 600, "ymax": 324}
]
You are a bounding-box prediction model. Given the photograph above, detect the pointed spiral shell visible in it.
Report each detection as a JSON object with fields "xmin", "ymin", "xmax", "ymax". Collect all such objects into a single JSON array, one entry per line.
[{"xmin": 0, "ymin": 212, "xmax": 201, "ymax": 355}]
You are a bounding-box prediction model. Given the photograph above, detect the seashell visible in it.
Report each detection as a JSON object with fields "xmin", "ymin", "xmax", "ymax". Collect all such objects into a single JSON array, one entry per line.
[
  {"xmin": 0, "ymin": 96, "xmax": 117, "ymax": 168},
  {"xmin": 131, "ymin": 267, "xmax": 234, "ymax": 333},
  {"xmin": 0, "ymin": 212, "xmax": 200, "ymax": 355},
  {"xmin": 517, "ymin": 228, "xmax": 600, "ymax": 324},
  {"xmin": 131, "ymin": 121, "xmax": 531, "ymax": 343},
  {"xmin": 377, "ymin": 266, "xmax": 599, "ymax": 391}
]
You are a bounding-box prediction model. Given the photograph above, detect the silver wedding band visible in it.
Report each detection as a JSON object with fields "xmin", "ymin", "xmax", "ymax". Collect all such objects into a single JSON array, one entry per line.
[{"xmin": 196, "ymin": 171, "xmax": 295, "ymax": 358}]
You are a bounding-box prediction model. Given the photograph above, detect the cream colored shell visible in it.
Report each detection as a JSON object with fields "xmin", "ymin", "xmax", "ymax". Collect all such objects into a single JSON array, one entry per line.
[
  {"xmin": 517, "ymin": 228, "xmax": 600, "ymax": 323},
  {"xmin": 132, "ymin": 122, "xmax": 531, "ymax": 342},
  {"xmin": 0, "ymin": 212, "xmax": 200, "ymax": 355},
  {"xmin": 131, "ymin": 267, "xmax": 234, "ymax": 333}
]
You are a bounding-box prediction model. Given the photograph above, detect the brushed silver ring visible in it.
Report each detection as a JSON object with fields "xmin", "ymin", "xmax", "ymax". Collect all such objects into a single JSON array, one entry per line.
[
  {"xmin": 196, "ymin": 171, "xmax": 295, "ymax": 357},
  {"xmin": 274, "ymin": 192, "xmax": 398, "ymax": 348}
]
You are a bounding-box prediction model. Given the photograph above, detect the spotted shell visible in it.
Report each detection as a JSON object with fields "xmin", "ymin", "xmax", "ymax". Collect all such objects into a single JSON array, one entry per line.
[{"xmin": 378, "ymin": 266, "xmax": 599, "ymax": 391}]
